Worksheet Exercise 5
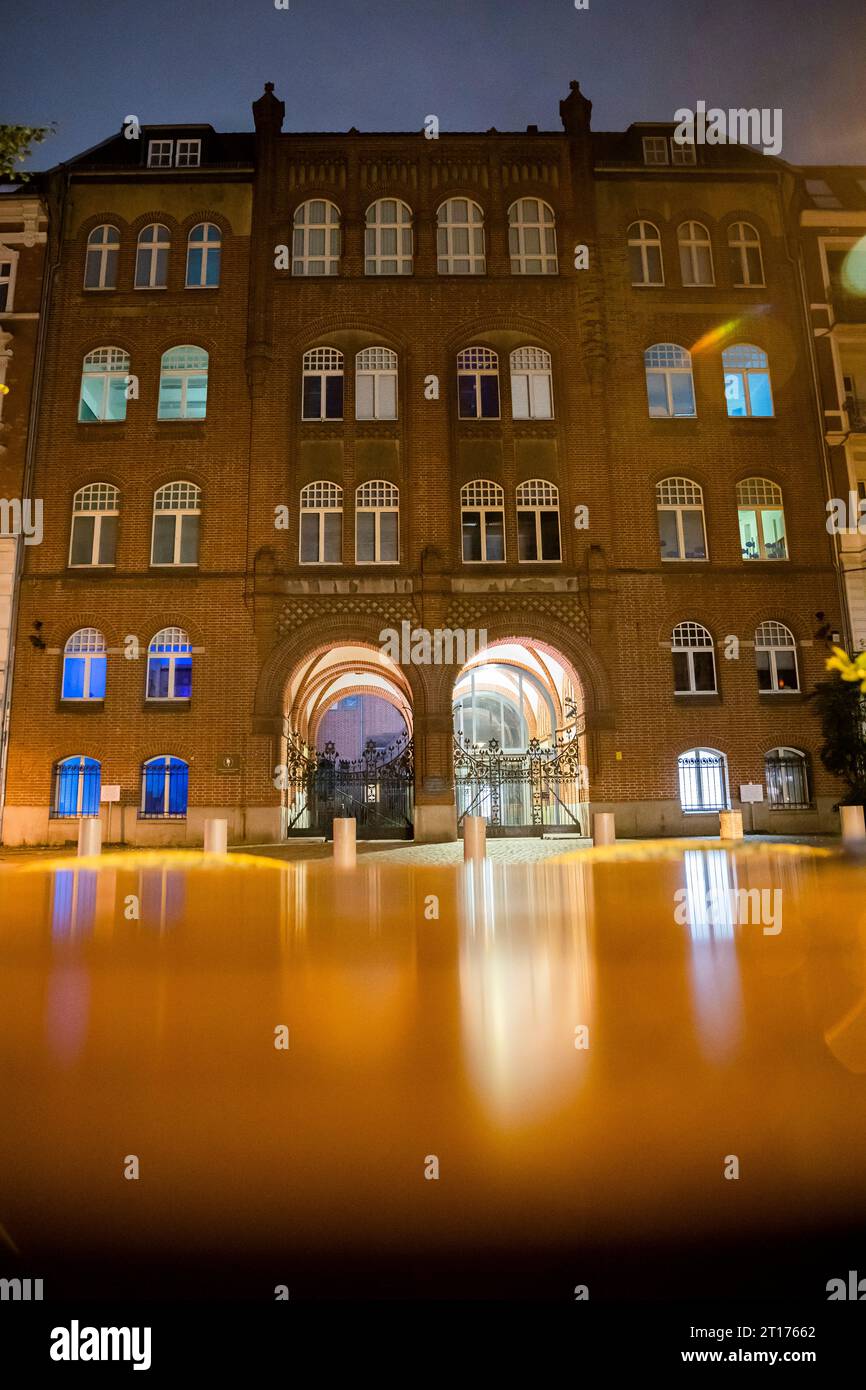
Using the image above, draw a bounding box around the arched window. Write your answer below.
[185,222,221,287]
[723,344,773,417]
[158,346,208,420]
[300,481,342,564]
[628,221,664,286]
[457,346,500,419]
[510,347,553,419]
[78,347,129,423]
[672,622,717,694]
[678,221,714,286]
[644,344,696,417]
[678,748,730,813]
[365,200,413,275]
[70,483,119,567]
[302,347,343,420]
[62,629,107,701]
[146,628,193,701]
[516,480,561,561]
[84,224,119,290]
[141,756,189,818]
[656,478,707,560]
[736,478,787,560]
[134,222,170,289]
[436,198,485,275]
[461,480,505,563]
[508,198,557,274]
[292,200,341,276]
[765,748,810,808]
[151,481,201,566]
[755,621,799,692]
[355,347,398,420]
[53,755,101,819]
[355,480,399,563]
[728,222,764,287]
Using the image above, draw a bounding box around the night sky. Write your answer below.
[3,0,865,168]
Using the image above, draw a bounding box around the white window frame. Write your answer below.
[436,198,486,275]
[644,343,696,418]
[83,225,119,291]
[736,478,787,561]
[302,347,344,420]
[175,139,201,168]
[146,629,192,702]
[728,222,764,287]
[628,221,664,287]
[508,198,558,275]
[678,748,730,813]
[78,347,129,423]
[678,221,714,287]
[765,747,810,808]
[151,481,201,567]
[69,483,119,568]
[140,755,189,818]
[157,346,209,421]
[457,346,500,419]
[671,138,696,166]
[299,481,343,565]
[62,629,107,702]
[642,136,669,166]
[355,479,399,564]
[147,139,174,168]
[461,479,506,564]
[723,344,774,417]
[672,622,717,694]
[509,347,554,419]
[54,756,101,818]
[185,222,221,287]
[135,223,170,289]
[355,347,398,420]
[656,477,708,561]
[0,249,16,312]
[292,200,341,276]
[364,200,413,275]
[755,622,799,693]
[516,479,561,562]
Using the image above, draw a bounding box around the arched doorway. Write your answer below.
[452,640,589,836]
[281,644,415,839]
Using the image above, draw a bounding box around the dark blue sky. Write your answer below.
[4,0,865,167]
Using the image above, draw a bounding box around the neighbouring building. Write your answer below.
[0,184,48,840]
[0,84,851,845]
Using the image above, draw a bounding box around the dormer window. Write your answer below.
[146,138,202,169]
[147,139,174,168]
[175,139,201,168]
[642,136,669,166]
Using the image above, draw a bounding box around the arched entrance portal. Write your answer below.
[453,640,589,836]
[281,644,415,839]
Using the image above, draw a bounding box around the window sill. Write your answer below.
[674,693,721,707]
[758,691,804,703]
[137,816,187,822]
[148,566,200,575]
[58,699,105,713]
[143,699,192,711]
[76,423,127,435]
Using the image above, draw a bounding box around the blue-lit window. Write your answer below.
[62,628,107,700]
[644,343,696,418]
[302,347,343,420]
[723,344,774,417]
[158,346,208,420]
[146,627,192,700]
[78,347,129,423]
[54,755,101,818]
[141,756,188,818]
[186,222,221,287]
[457,346,500,419]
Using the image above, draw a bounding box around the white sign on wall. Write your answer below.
[100,784,121,803]
[739,783,764,804]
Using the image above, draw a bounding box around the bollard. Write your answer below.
[204,818,228,854]
[592,812,616,847]
[333,816,357,868]
[77,817,102,857]
[841,804,866,847]
[719,810,744,840]
[463,815,486,862]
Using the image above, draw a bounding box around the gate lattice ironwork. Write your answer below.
[282,728,414,839]
[454,730,588,837]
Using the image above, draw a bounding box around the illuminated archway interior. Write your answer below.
[453,640,583,750]
[286,644,412,758]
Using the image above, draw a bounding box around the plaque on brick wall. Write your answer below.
[216,754,241,774]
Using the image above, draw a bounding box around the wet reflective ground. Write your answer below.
[2,843,866,1301]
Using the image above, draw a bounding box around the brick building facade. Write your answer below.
[0,83,851,844]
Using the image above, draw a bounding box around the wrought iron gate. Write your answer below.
[282,728,414,839]
[454,733,588,837]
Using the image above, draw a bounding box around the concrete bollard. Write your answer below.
[204,818,228,854]
[463,815,486,862]
[77,818,102,857]
[719,810,744,840]
[333,816,357,868]
[840,804,866,847]
[592,812,616,847]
